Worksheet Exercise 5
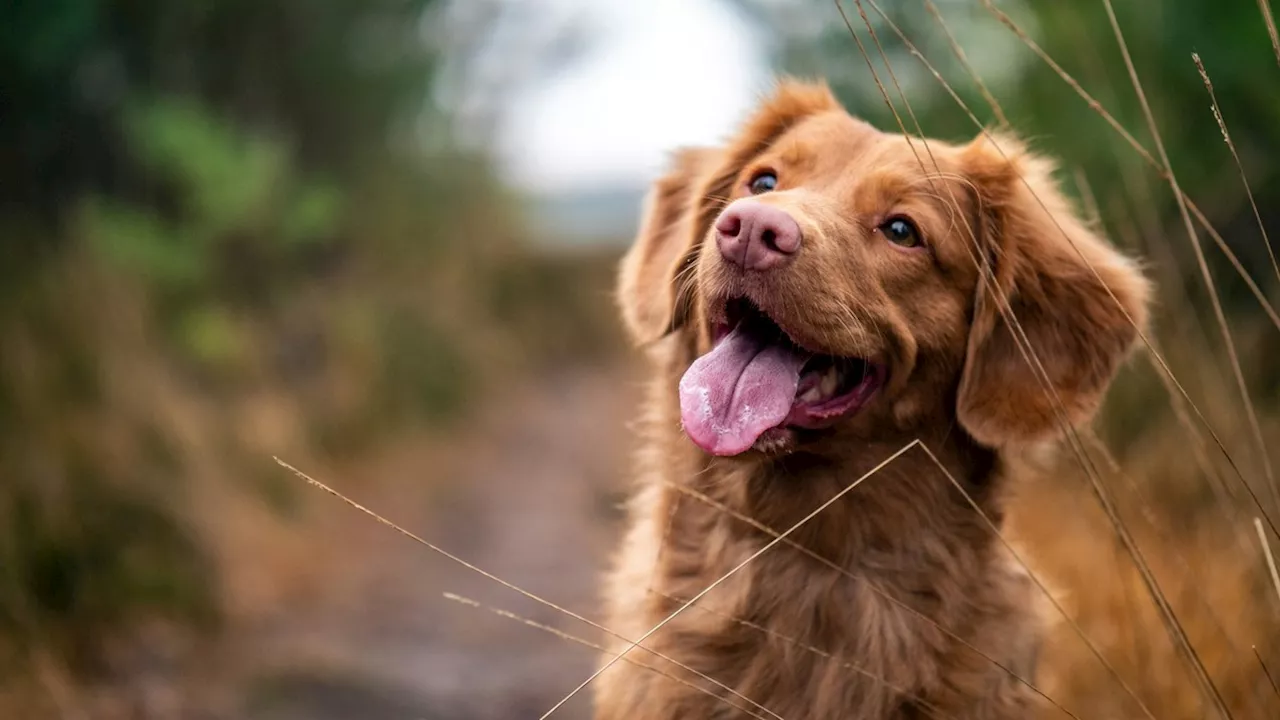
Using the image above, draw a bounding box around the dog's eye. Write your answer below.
[880,217,922,248]
[748,171,777,195]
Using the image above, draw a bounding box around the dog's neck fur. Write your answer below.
[610,337,1038,719]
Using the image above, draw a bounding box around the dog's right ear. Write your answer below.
[617,146,720,345]
[955,133,1151,446]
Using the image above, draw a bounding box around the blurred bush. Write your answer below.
[0,1,626,711]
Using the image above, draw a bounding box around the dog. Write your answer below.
[593,79,1151,719]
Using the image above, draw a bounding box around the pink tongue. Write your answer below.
[678,324,811,456]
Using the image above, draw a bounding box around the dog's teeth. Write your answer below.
[818,367,840,396]
[798,365,843,404]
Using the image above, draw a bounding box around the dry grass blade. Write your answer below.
[1256,646,1280,699]
[538,440,921,719]
[1260,0,1280,68]
[1192,53,1280,290]
[1056,8,1221,374]
[440,593,777,720]
[926,0,1003,126]
[1076,431,1279,720]
[1074,7,1239,715]
[273,458,786,720]
[977,1,1149,158]
[922,0,1007,126]
[1256,518,1280,606]
[1141,346,1256,562]
[832,1,918,161]
[1081,430,1250,645]
[1007,339,1224,720]
[1190,51,1280,518]
[850,1,942,172]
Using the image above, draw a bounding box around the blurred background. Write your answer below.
[2,0,1280,718]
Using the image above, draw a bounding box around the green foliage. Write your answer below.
[79,97,343,369]
[86,98,341,284]
[1,0,441,230]
[0,0,508,696]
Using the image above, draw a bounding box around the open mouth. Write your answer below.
[678,298,886,456]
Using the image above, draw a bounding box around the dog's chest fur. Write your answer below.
[594,368,1046,720]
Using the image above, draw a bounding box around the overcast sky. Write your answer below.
[489,0,770,194]
[461,0,1033,197]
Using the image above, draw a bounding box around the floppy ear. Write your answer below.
[617,78,842,345]
[617,146,721,345]
[956,134,1152,447]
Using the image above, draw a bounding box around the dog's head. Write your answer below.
[618,79,1150,458]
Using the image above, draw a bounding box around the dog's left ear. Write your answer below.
[617,79,842,345]
[617,147,721,345]
[956,133,1152,447]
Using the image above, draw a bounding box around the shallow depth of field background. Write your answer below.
[3,1,1280,718]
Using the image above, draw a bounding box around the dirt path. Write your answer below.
[243,363,639,720]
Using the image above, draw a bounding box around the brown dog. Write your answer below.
[594,79,1151,719]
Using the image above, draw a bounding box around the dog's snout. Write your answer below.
[715,202,801,271]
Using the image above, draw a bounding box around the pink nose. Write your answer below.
[714,201,802,271]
